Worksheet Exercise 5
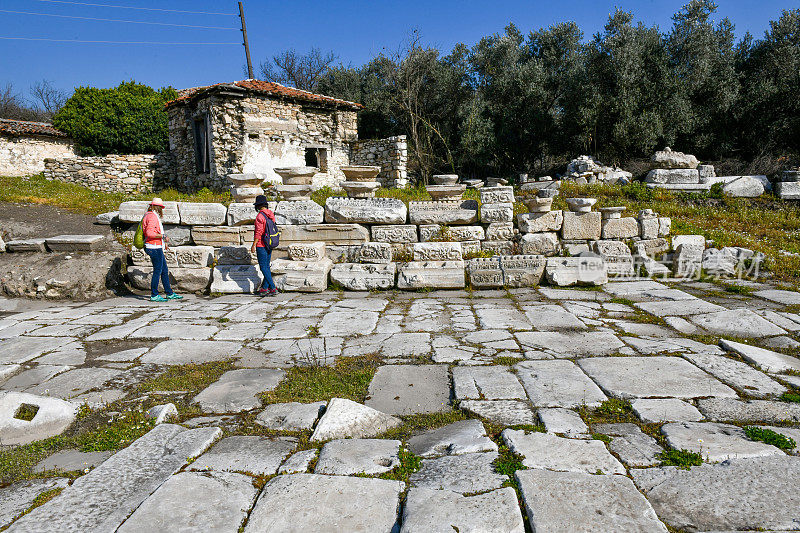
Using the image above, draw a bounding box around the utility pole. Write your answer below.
[239,1,254,79]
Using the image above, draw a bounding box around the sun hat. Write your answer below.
[254,194,269,208]
[150,197,165,207]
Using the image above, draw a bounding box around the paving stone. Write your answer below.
[279,449,318,474]
[0,478,70,528]
[401,487,524,533]
[189,435,295,475]
[245,474,404,533]
[256,401,326,431]
[515,360,608,408]
[515,331,624,358]
[140,340,241,365]
[459,399,537,425]
[632,456,800,532]
[631,398,704,423]
[754,289,800,305]
[689,308,787,338]
[683,352,787,397]
[578,356,737,399]
[318,309,379,336]
[475,306,532,329]
[537,408,588,435]
[193,368,284,413]
[315,438,400,475]
[503,430,625,474]
[310,398,401,442]
[523,304,586,330]
[409,451,504,494]
[662,422,786,461]
[33,449,111,473]
[366,365,450,415]
[1,365,71,392]
[407,419,497,457]
[697,397,800,422]
[27,367,123,399]
[635,298,725,317]
[594,423,663,466]
[128,323,218,340]
[0,364,20,385]
[116,471,257,533]
[0,337,73,365]
[147,403,177,424]
[623,335,722,355]
[34,341,86,365]
[719,338,800,373]
[452,366,525,400]
[516,469,667,533]
[8,424,221,533]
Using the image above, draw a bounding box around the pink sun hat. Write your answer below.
[150,197,165,207]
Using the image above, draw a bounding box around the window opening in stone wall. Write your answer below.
[193,114,211,173]
[305,147,328,171]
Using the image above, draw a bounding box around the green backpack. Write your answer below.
[133,217,145,249]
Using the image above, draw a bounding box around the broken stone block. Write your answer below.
[645,168,700,183]
[279,223,370,246]
[287,241,326,262]
[118,200,180,224]
[661,421,785,462]
[397,261,465,289]
[561,212,602,240]
[723,176,766,197]
[356,242,392,264]
[401,487,524,533]
[193,368,284,413]
[503,430,625,474]
[545,256,608,286]
[520,232,559,255]
[5,239,47,252]
[370,224,418,243]
[407,420,497,457]
[651,147,699,169]
[412,242,463,261]
[702,248,738,276]
[408,200,479,225]
[310,398,401,441]
[593,240,634,277]
[147,403,177,424]
[518,210,563,233]
[210,265,262,293]
[324,197,407,224]
[601,217,639,239]
[256,401,326,431]
[274,258,333,293]
[315,438,400,475]
[673,243,704,278]
[0,391,77,445]
[776,181,800,200]
[410,452,505,494]
[45,235,105,252]
[330,263,396,291]
[189,435,295,476]
[94,211,118,225]
[485,222,514,241]
[274,200,324,225]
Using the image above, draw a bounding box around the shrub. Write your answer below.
[53,81,177,156]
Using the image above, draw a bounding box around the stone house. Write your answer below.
[0,118,76,176]
[164,79,405,191]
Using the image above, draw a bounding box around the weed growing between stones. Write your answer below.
[259,354,382,405]
[744,426,797,450]
[658,449,703,469]
[492,356,525,366]
[380,411,469,442]
[581,399,637,424]
[608,297,636,307]
[722,283,755,295]
[781,391,800,403]
[136,361,235,394]
[379,448,422,482]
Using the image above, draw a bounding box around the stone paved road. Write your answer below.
[1,279,800,531]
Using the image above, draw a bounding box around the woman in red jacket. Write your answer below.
[250,195,277,296]
[142,198,182,302]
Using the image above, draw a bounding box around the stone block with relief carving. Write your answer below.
[216,246,256,265]
[324,197,407,225]
[397,261,466,289]
[480,203,514,223]
[371,225,418,243]
[518,211,563,234]
[357,242,393,264]
[593,241,634,277]
[129,246,212,268]
[279,224,370,247]
[177,202,227,226]
[288,242,327,262]
[481,240,515,256]
[409,201,478,225]
[520,233,560,256]
[226,203,261,226]
[330,263,396,291]
[412,242,463,262]
[274,258,333,293]
[467,255,545,288]
[418,225,484,242]
[118,201,180,224]
[130,247,178,267]
[545,256,608,286]
[480,186,514,205]
[275,200,324,225]
[210,265,263,293]
[486,222,514,241]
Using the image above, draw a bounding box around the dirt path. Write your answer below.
[0,201,114,240]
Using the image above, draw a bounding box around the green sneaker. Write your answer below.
[150,295,168,302]
[166,294,183,300]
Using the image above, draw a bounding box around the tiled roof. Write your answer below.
[164,79,363,110]
[0,118,68,138]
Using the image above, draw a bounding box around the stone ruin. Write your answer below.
[775,169,800,200]
[645,147,770,197]
[64,165,764,294]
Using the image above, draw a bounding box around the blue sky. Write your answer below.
[0,0,791,97]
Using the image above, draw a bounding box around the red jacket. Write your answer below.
[142,211,163,247]
[253,209,276,248]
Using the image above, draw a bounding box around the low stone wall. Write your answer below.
[0,135,76,176]
[350,136,408,188]
[43,153,174,193]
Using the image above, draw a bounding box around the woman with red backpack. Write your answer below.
[250,195,279,296]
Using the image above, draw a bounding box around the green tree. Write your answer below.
[53,81,177,156]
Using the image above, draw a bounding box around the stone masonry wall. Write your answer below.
[350,136,408,188]
[0,134,76,176]
[168,93,358,192]
[43,153,174,193]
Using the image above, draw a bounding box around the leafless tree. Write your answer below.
[29,80,68,118]
[259,47,338,92]
[0,83,42,121]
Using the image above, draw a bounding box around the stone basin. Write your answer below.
[227,173,266,186]
[600,206,626,219]
[230,186,264,203]
[432,174,459,185]
[427,184,465,201]
[277,184,314,201]
[340,181,381,198]
[565,198,597,213]
[340,166,381,182]
[274,167,318,185]
[524,197,554,213]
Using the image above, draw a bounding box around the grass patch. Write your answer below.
[744,426,796,450]
[379,448,422,482]
[493,444,527,478]
[259,354,382,405]
[723,283,755,295]
[136,361,235,394]
[581,399,636,424]
[608,297,636,307]
[381,411,469,442]
[658,449,703,469]
[0,174,232,216]
[781,391,800,403]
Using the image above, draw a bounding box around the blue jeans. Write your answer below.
[144,247,173,297]
[256,246,275,290]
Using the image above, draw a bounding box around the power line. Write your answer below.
[0,36,240,44]
[2,9,238,29]
[31,0,238,16]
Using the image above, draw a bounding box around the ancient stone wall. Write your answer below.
[43,153,174,193]
[0,134,76,176]
[350,136,408,188]
[167,93,358,192]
